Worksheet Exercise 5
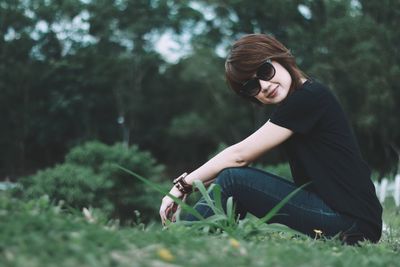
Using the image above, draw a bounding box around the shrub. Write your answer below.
[65,142,164,181]
[21,164,113,213]
[20,141,166,222]
[0,191,129,267]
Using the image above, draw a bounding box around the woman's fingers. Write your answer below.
[160,195,183,226]
[171,205,181,222]
[169,204,177,221]
[160,200,174,225]
[160,208,165,225]
[160,202,169,225]
[165,205,172,220]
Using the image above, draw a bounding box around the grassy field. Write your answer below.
[1,190,399,267]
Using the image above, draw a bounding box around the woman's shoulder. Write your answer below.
[280,79,330,106]
[298,79,331,95]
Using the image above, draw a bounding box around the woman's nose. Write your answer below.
[259,80,273,92]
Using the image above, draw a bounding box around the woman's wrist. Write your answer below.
[172,172,193,195]
[169,185,184,198]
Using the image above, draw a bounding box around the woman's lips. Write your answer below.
[267,85,278,98]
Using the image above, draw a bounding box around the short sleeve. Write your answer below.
[269,86,329,134]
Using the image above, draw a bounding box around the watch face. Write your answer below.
[173,173,187,184]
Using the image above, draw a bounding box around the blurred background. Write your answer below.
[1,0,399,220]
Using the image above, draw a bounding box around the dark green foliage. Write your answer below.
[1,190,400,267]
[66,141,166,221]
[1,0,399,179]
[19,141,166,222]
[0,191,129,267]
[22,163,113,213]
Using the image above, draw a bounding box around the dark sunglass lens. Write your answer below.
[257,62,275,81]
[241,79,260,96]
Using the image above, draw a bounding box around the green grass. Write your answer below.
[118,166,311,239]
[1,186,400,267]
[1,168,399,267]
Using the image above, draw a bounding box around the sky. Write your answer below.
[4,2,314,63]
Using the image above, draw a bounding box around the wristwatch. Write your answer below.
[173,172,193,194]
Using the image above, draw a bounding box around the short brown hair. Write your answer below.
[225,34,308,104]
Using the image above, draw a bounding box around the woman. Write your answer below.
[159,34,382,245]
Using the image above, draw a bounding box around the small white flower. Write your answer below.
[82,207,96,223]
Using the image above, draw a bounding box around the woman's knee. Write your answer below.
[215,167,244,187]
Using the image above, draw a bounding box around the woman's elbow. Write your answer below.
[234,154,249,167]
[226,146,251,167]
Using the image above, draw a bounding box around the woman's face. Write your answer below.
[254,61,292,105]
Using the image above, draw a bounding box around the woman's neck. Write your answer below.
[300,77,308,84]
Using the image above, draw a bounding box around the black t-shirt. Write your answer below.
[269,79,382,241]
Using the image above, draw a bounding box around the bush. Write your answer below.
[0,191,128,267]
[65,142,164,181]
[19,141,167,222]
[22,164,113,213]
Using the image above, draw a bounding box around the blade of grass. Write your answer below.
[260,223,308,238]
[226,196,236,225]
[192,180,223,216]
[212,184,223,212]
[116,165,204,221]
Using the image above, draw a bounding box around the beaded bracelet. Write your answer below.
[173,172,193,194]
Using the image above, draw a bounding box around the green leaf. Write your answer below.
[117,165,204,221]
[212,184,223,212]
[226,196,235,224]
[192,180,223,216]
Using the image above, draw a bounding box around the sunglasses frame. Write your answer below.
[239,59,276,97]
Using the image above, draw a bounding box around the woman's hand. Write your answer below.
[159,186,184,226]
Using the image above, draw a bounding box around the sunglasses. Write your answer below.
[239,59,276,97]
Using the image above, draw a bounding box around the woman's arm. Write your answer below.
[184,120,293,185]
[160,120,293,224]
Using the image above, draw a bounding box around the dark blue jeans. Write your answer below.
[183,167,365,245]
